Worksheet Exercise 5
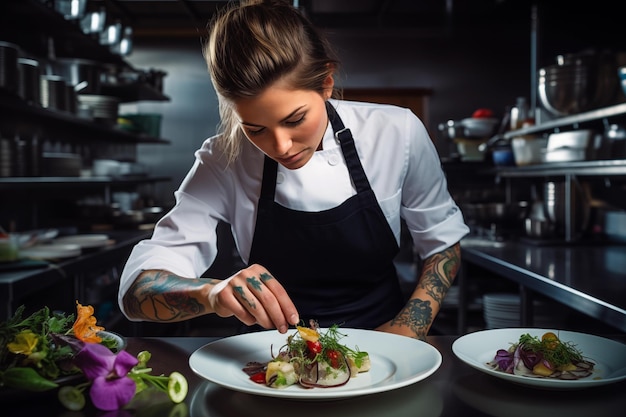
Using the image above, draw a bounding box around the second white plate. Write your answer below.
[189,328,442,399]
[452,328,626,389]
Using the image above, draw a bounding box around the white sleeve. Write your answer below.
[400,113,469,259]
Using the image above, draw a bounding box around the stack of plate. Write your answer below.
[482,293,566,329]
[77,94,119,125]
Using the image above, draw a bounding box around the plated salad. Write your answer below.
[487,331,595,380]
[242,321,370,389]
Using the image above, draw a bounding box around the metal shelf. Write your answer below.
[503,103,626,139]
[0,93,170,144]
[494,160,626,178]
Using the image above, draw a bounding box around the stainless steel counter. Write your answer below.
[4,335,626,417]
[458,238,626,333]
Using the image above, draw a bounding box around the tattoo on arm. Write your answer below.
[417,244,461,305]
[391,299,432,341]
[388,243,462,340]
[123,271,211,322]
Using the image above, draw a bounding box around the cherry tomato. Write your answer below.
[542,332,559,349]
[326,349,341,368]
[306,340,323,354]
[250,371,266,384]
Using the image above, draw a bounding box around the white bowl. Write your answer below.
[511,137,548,166]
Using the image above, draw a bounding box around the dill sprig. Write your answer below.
[517,333,583,367]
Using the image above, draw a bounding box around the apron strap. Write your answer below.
[260,155,278,199]
[260,101,373,198]
[326,101,372,194]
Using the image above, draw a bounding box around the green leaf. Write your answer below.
[1,367,59,392]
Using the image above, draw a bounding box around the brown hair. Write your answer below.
[203,0,340,162]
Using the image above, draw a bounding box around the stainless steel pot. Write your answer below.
[50,58,104,94]
[543,180,590,239]
[17,58,41,105]
[0,41,19,94]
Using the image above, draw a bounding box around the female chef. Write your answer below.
[118,0,469,341]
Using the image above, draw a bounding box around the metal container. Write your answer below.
[538,51,620,116]
[543,180,590,239]
[17,58,41,105]
[51,58,103,94]
[40,75,67,111]
[0,41,19,94]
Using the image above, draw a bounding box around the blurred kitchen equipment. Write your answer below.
[543,180,590,239]
[524,217,552,238]
[17,58,41,105]
[601,123,626,159]
[509,97,529,130]
[491,145,515,166]
[511,136,548,166]
[603,210,626,243]
[118,113,162,137]
[40,75,67,111]
[80,7,106,35]
[64,84,77,114]
[42,152,82,176]
[113,27,134,56]
[454,138,485,161]
[51,58,103,94]
[54,0,87,20]
[77,94,119,125]
[538,50,620,117]
[0,41,19,95]
[100,21,122,47]
[459,117,499,138]
[544,129,594,162]
[92,159,120,176]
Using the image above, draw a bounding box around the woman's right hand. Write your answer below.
[208,264,300,333]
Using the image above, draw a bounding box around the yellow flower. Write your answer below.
[73,301,104,343]
[7,330,39,355]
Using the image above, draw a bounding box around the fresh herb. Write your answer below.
[0,305,76,383]
[517,332,583,367]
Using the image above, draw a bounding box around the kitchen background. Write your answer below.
[1,0,625,337]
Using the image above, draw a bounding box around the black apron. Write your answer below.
[247,101,404,329]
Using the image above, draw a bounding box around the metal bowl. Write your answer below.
[538,53,620,116]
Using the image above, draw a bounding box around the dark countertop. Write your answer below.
[4,334,626,417]
[460,238,626,332]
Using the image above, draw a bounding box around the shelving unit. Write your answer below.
[0,1,173,327]
[503,103,626,139]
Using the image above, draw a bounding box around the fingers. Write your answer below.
[212,265,299,333]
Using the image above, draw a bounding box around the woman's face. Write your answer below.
[233,76,333,170]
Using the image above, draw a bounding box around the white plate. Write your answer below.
[19,243,81,260]
[54,234,109,249]
[452,328,626,389]
[189,328,442,399]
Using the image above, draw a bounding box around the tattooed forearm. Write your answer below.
[390,299,432,340]
[123,270,212,322]
[417,243,461,305]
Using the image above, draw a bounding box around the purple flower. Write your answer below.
[73,343,138,411]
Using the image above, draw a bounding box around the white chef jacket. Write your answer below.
[118,99,469,318]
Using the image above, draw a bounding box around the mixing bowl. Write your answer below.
[538,52,620,116]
